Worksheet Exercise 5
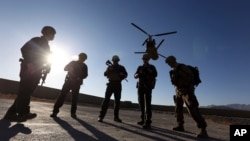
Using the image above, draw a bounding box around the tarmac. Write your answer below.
[0,98,230,141]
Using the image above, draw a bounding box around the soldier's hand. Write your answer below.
[134,73,139,79]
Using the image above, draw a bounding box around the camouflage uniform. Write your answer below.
[171,63,207,129]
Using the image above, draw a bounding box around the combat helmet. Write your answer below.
[41,26,56,35]
[165,55,176,64]
[142,54,150,60]
[79,52,87,60]
[112,55,120,62]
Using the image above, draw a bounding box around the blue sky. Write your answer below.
[0,0,250,106]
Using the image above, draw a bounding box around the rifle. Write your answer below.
[41,65,50,86]
[105,60,113,66]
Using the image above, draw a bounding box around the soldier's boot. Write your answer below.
[114,117,122,122]
[172,125,185,132]
[142,120,151,129]
[98,116,103,122]
[142,123,151,129]
[50,113,57,118]
[137,120,144,125]
[197,128,208,138]
[17,113,37,122]
[71,113,77,119]
[50,112,58,118]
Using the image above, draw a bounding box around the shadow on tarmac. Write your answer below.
[103,121,222,141]
[52,117,118,141]
[0,119,32,140]
[103,121,184,141]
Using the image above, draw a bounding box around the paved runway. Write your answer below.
[0,99,229,141]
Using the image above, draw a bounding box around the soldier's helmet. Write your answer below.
[165,55,176,64]
[79,53,87,60]
[112,55,120,62]
[142,54,150,60]
[41,26,56,35]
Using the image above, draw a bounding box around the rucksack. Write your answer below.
[187,65,201,87]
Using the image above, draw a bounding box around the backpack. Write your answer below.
[187,65,202,87]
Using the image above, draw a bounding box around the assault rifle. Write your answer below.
[41,65,50,86]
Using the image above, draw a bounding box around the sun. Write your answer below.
[47,47,71,73]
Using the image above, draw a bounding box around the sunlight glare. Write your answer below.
[47,46,71,73]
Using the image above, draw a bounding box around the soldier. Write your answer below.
[50,53,88,118]
[134,54,157,129]
[98,55,128,122]
[165,55,208,138]
[4,26,56,122]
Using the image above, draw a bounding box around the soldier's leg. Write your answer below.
[4,82,33,121]
[99,84,113,119]
[113,84,121,119]
[15,73,40,121]
[15,82,31,115]
[4,63,28,120]
[184,93,208,138]
[138,88,145,123]
[141,88,152,128]
[71,84,80,116]
[174,95,185,127]
[16,75,39,115]
[145,88,152,124]
[15,62,31,115]
[52,81,71,114]
[184,94,207,128]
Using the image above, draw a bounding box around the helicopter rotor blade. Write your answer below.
[131,23,151,36]
[158,53,167,59]
[156,39,165,49]
[134,51,147,54]
[142,39,148,46]
[154,31,177,37]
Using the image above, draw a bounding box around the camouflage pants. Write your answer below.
[174,87,207,128]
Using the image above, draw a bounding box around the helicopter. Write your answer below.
[131,22,177,60]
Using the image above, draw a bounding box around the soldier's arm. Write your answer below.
[64,61,74,72]
[82,64,88,79]
[120,66,128,79]
[134,66,141,79]
[153,65,157,77]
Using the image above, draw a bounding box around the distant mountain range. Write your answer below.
[203,104,250,111]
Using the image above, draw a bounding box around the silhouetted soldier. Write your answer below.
[98,55,128,122]
[134,54,157,129]
[4,26,56,122]
[50,53,88,119]
[165,55,208,138]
